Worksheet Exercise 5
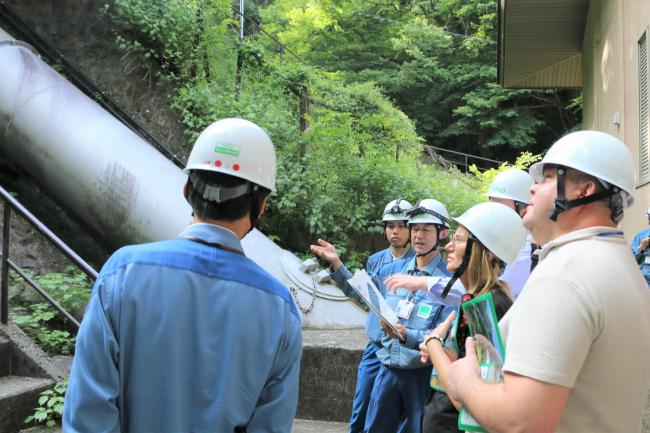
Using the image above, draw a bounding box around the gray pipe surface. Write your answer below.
[0,32,365,328]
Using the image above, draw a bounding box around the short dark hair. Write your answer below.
[186,170,270,222]
[565,168,604,191]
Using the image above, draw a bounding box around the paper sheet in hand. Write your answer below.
[347,269,403,338]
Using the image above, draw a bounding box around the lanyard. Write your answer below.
[396,268,426,324]
[596,231,624,237]
[183,236,244,256]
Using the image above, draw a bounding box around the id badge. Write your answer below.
[395,299,415,320]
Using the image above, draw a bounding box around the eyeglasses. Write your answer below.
[449,233,468,246]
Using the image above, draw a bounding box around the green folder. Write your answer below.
[457,292,505,432]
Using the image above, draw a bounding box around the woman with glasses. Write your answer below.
[385,201,526,433]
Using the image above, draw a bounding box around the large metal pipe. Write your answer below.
[0,30,365,328]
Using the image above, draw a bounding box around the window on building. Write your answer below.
[639,31,650,184]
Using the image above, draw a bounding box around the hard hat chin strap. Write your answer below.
[413,224,442,257]
[441,238,474,299]
[246,187,263,235]
[548,166,616,222]
[513,201,527,216]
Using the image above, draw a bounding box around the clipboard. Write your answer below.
[347,269,405,340]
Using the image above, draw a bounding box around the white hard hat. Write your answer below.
[488,169,534,204]
[184,118,276,191]
[529,130,635,207]
[454,202,526,265]
[382,198,413,222]
[406,199,450,228]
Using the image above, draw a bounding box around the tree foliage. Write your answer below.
[261,0,581,160]
[104,0,568,266]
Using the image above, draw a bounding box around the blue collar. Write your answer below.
[405,252,443,275]
[178,223,243,253]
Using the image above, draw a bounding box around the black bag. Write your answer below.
[422,389,462,433]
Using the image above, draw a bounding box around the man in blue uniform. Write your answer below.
[630,206,650,287]
[310,198,414,433]
[365,198,452,433]
[63,118,302,432]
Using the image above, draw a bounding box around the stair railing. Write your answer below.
[0,184,97,327]
[427,145,504,172]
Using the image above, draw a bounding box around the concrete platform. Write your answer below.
[20,418,349,433]
[292,419,348,432]
[17,328,368,429]
[297,328,366,422]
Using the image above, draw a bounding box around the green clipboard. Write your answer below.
[456,292,505,432]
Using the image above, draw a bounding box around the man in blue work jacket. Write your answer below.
[630,206,650,287]
[365,198,452,433]
[310,198,414,433]
[63,118,302,432]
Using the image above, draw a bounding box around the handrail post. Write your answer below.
[1,202,10,324]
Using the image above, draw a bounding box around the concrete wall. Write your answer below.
[582,0,650,238]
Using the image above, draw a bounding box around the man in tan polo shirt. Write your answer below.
[444,131,650,433]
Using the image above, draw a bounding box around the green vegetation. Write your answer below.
[24,379,68,428]
[261,0,581,159]
[9,267,91,355]
[102,0,575,267]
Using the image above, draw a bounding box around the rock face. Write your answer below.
[1,0,190,156]
[0,0,189,272]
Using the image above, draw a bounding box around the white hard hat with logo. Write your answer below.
[382,198,413,222]
[455,202,525,265]
[184,118,276,191]
[488,169,534,204]
[406,199,450,228]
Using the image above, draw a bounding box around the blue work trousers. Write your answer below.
[364,364,432,433]
[349,341,382,433]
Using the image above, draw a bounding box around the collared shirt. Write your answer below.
[366,247,416,272]
[500,226,650,433]
[63,223,302,433]
[630,227,650,287]
[375,254,452,369]
[330,247,415,342]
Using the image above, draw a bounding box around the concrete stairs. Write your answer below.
[0,325,67,433]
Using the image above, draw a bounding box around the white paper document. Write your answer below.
[347,269,403,338]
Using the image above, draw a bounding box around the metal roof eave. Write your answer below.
[497,0,590,89]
